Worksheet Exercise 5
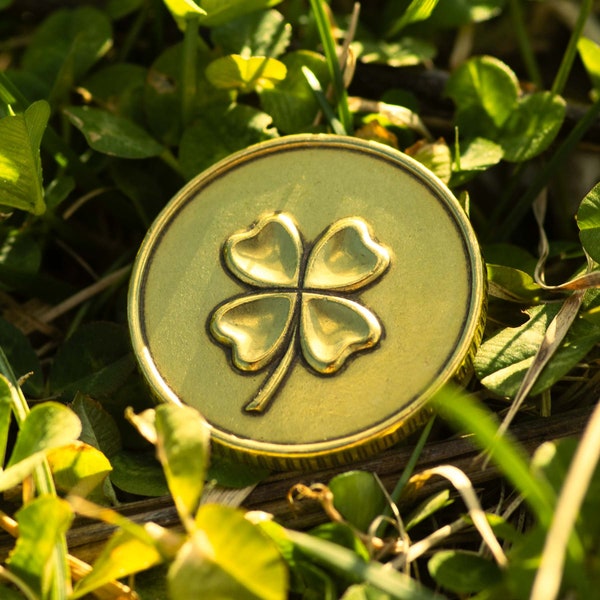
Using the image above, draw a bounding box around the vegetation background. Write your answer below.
[0,0,600,598]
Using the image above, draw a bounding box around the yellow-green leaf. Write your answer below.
[47,441,113,502]
[163,0,207,30]
[577,182,600,263]
[7,496,73,599]
[206,54,287,93]
[579,37,600,95]
[72,529,164,599]
[0,100,49,215]
[0,401,82,492]
[169,504,287,600]
[155,404,210,522]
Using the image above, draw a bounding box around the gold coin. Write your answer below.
[129,135,486,470]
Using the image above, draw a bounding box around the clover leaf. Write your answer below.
[209,212,391,413]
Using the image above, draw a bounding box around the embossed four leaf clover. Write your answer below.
[209,212,391,413]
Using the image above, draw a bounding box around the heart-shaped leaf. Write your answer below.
[206,54,287,94]
[211,292,296,371]
[224,212,302,287]
[301,293,382,374]
[305,217,391,291]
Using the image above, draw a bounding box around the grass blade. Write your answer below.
[429,384,555,527]
[308,0,352,134]
[531,398,600,600]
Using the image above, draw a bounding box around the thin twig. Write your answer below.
[38,265,131,324]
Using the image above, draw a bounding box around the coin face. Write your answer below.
[128,135,485,470]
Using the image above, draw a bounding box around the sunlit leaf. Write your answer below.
[155,404,210,522]
[72,528,164,599]
[206,54,287,93]
[329,471,387,532]
[0,402,81,492]
[64,106,164,159]
[162,0,207,30]
[456,136,504,172]
[486,264,543,302]
[576,182,600,263]
[170,504,287,600]
[47,441,113,502]
[0,100,49,215]
[384,0,440,38]
[9,403,79,462]
[405,138,452,183]
[428,550,502,594]
[499,91,566,162]
[475,300,600,397]
[578,37,600,95]
[446,55,519,129]
[6,496,73,599]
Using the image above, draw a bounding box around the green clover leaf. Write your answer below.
[209,212,391,413]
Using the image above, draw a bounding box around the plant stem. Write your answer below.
[245,328,298,413]
[551,0,594,96]
[181,13,200,127]
[309,0,353,134]
[0,350,70,600]
[496,96,600,240]
[508,0,543,88]
[118,1,149,62]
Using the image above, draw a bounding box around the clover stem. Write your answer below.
[245,327,298,413]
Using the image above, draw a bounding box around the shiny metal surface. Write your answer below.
[128,135,486,470]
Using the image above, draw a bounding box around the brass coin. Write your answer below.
[128,135,485,470]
